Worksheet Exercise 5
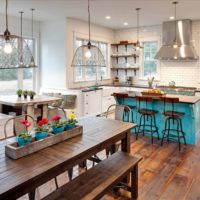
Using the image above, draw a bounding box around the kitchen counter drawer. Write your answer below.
[102,96,116,113]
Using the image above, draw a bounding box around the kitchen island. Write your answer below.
[115,93,200,145]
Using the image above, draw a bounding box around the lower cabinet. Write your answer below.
[83,90,102,116]
[102,96,116,113]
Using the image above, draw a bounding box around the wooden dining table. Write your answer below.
[0,116,135,200]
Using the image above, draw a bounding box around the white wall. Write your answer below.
[40,18,67,89]
[114,21,200,87]
[66,18,114,89]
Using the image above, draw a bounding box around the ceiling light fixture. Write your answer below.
[135,8,143,50]
[0,0,36,69]
[172,1,179,49]
[123,22,128,26]
[105,16,111,19]
[71,0,106,68]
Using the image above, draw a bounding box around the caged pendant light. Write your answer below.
[0,0,36,69]
[135,8,143,50]
[71,0,106,67]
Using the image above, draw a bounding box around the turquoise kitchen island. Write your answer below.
[115,93,200,145]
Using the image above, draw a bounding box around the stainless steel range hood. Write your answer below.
[155,19,199,61]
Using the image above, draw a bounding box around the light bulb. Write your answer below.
[136,46,140,50]
[3,43,13,54]
[84,49,92,59]
[173,44,178,49]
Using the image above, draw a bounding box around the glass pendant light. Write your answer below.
[71,0,106,67]
[135,8,143,50]
[29,8,37,67]
[173,2,179,49]
[0,0,36,69]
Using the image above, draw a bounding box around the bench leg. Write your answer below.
[131,164,138,199]
[28,189,36,200]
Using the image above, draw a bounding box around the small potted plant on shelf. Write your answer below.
[23,90,28,99]
[17,120,32,146]
[16,89,23,98]
[50,115,65,134]
[34,118,49,140]
[28,90,36,100]
[65,112,78,130]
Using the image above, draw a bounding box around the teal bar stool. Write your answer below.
[160,97,186,151]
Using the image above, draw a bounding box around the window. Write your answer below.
[74,38,109,82]
[0,38,36,95]
[143,41,158,78]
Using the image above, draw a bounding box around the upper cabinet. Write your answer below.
[110,42,140,76]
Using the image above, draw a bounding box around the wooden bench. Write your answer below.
[42,151,142,200]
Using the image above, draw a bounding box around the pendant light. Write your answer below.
[135,8,143,50]
[29,8,37,67]
[71,0,106,67]
[0,0,36,69]
[172,2,179,49]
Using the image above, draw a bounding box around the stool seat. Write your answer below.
[163,111,185,118]
[138,109,158,115]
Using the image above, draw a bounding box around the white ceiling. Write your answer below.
[0,0,200,29]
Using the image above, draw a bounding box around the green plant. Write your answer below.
[16,89,23,96]
[35,118,49,132]
[23,90,28,96]
[18,120,32,139]
[18,132,32,139]
[28,90,36,97]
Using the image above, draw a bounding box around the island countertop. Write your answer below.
[125,92,200,104]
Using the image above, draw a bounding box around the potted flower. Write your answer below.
[17,120,32,146]
[51,115,65,134]
[34,118,49,140]
[65,112,78,130]
[28,90,36,100]
[23,90,28,99]
[16,89,23,98]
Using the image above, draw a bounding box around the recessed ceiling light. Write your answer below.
[123,22,128,26]
[169,16,175,20]
[105,16,111,19]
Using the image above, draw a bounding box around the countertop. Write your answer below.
[126,92,200,104]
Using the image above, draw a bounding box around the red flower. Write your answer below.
[42,118,48,124]
[38,120,44,126]
[20,120,32,128]
[51,115,61,121]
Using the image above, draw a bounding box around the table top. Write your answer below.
[0,117,135,200]
[126,92,200,104]
[0,95,62,106]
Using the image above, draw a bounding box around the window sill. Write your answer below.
[74,78,111,83]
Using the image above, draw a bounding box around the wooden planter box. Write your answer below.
[5,125,83,160]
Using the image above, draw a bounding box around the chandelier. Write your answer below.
[71,0,106,67]
[0,0,37,69]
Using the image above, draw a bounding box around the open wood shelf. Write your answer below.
[111,54,139,58]
[111,42,136,46]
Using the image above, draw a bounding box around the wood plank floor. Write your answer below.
[19,134,200,200]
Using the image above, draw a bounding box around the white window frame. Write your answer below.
[73,36,110,83]
[139,37,161,81]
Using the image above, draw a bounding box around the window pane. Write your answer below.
[0,69,18,95]
[23,68,33,90]
[143,41,158,77]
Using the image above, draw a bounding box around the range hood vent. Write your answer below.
[155,19,199,61]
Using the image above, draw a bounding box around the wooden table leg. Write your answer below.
[27,104,34,131]
[42,104,48,118]
[121,130,131,153]
[131,164,138,199]
[28,189,36,200]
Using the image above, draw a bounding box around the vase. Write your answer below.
[17,135,32,147]
[18,94,21,98]
[30,95,34,100]
[65,123,75,130]
[52,126,65,134]
[35,131,48,140]
[24,95,27,99]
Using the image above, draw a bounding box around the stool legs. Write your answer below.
[161,117,186,151]
[137,114,159,144]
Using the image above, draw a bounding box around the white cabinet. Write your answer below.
[83,90,102,116]
[102,96,116,113]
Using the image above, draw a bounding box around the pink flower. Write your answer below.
[51,115,61,121]
[38,120,44,126]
